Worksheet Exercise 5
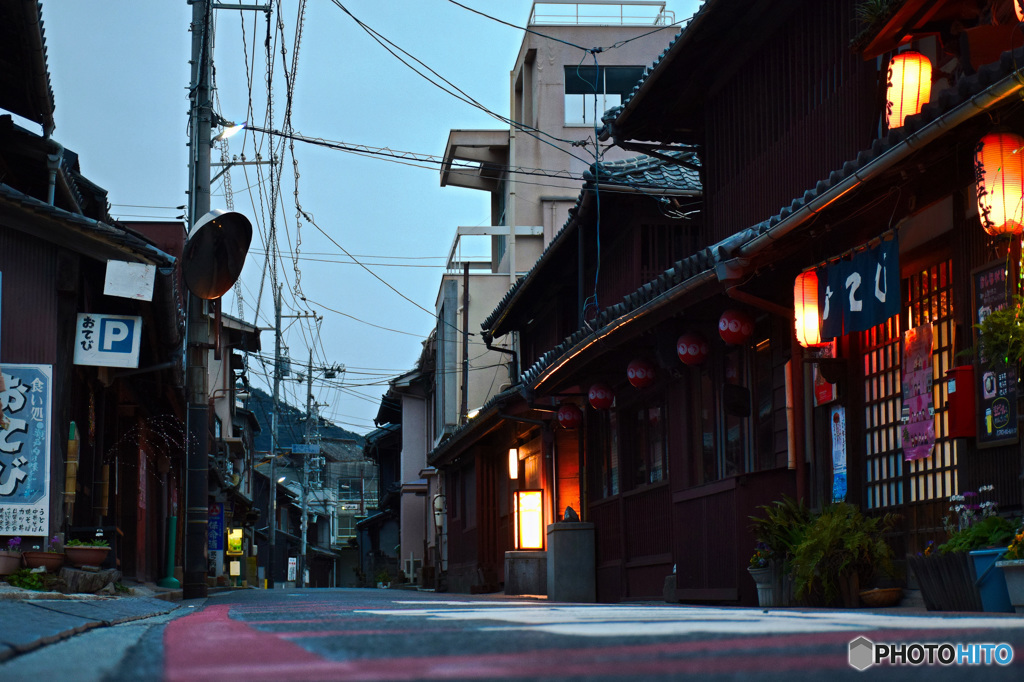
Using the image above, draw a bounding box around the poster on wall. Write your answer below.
[208,502,224,552]
[0,364,53,536]
[901,324,935,461]
[830,405,847,503]
[972,261,1019,447]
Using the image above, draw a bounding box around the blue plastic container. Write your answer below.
[970,548,1013,613]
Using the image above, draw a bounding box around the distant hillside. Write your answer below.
[244,386,365,458]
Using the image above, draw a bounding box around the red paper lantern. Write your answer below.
[794,270,823,348]
[719,309,754,346]
[556,403,583,429]
[975,132,1024,236]
[886,51,931,130]
[626,359,656,388]
[676,332,709,365]
[588,383,614,410]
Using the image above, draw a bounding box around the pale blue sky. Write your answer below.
[39,1,700,434]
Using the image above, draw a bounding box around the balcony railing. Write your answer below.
[529,1,673,26]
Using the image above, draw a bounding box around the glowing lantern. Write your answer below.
[588,383,614,410]
[676,332,709,365]
[975,132,1024,236]
[513,490,544,550]
[886,51,931,130]
[508,448,519,480]
[794,270,824,347]
[719,309,754,346]
[1017,0,1023,22]
[626,359,656,388]
[556,403,583,429]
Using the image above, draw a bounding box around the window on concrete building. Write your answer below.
[564,65,644,126]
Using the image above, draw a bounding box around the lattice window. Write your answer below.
[863,258,957,510]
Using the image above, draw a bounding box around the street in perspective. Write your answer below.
[7,2,1024,682]
[3,587,1024,680]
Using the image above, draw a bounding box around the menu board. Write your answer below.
[972,261,1018,447]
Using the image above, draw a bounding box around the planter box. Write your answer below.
[907,552,982,612]
[64,546,111,568]
[22,551,65,573]
[996,559,1024,614]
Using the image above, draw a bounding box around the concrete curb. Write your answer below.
[0,595,182,662]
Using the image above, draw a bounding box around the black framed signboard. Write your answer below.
[971,261,1018,447]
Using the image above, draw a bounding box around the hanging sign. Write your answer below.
[830,405,847,503]
[0,364,53,536]
[972,261,1019,447]
[73,313,143,368]
[808,341,838,406]
[901,323,935,461]
[819,238,900,339]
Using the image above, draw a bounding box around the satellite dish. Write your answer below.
[182,209,252,299]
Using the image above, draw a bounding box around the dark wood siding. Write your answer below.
[703,0,877,242]
[0,227,58,363]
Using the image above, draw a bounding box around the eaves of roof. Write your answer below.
[520,47,1024,394]
[0,1,55,132]
[0,181,176,265]
[426,386,521,468]
[481,150,702,339]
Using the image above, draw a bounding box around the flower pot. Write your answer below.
[21,551,65,573]
[64,546,110,568]
[748,566,776,607]
[969,548,1013,613]
[0,551,21,576]
[995,560,1024,614]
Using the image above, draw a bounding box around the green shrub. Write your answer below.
[938,515,1015,554]
[791,503,896,605]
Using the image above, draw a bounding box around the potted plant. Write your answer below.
[790,503,896,607]
[0,537,23,576]
[22,535,65,573]
[908,485,1015,612]
[747,542,776,606]
[750,495,812,607]
[64,538,111,568]
[995,520,1024,614]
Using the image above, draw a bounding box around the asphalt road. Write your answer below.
[5,588,1024,681]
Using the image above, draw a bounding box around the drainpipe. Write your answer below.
[44,137,63,206]
[483,333,519,388]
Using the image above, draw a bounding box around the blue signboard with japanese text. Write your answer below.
[208,502,224,551]
[0,364,53,536]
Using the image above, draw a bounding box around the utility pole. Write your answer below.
[268,284,282,588]
[298,351,314,587]
[183,0,213,600]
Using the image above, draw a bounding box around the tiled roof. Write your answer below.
[583,150,700,190]
[481,150,701,337]
[426,385,521,467]
[0,181,175,264]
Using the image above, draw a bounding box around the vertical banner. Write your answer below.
[972,261,1019,447]
[0,364,53,536]
[208,502,224,551]
[830,405,847,503]
[901,324,935,460]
